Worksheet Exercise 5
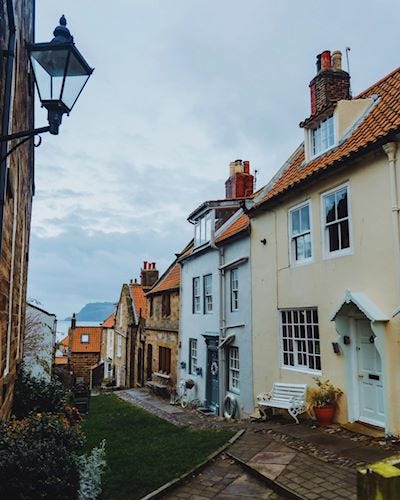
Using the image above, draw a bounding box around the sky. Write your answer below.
[27,0,400,319]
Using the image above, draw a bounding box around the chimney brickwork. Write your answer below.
[308,50,351,118]
[225,159,254,199]
[140,261,159,290]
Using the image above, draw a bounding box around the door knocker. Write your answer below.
[210,361,218,376]
[369,335,375,344]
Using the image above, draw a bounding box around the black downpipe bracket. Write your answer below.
[0,0,17,257]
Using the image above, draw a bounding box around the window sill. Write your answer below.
[281,365,322,376]
[290,258,314,268]
[228,388,240,395]
[323,247,353,260]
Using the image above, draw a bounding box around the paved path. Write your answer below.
[117,389,399,499]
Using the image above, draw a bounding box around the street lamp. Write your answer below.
[1,15,93,145]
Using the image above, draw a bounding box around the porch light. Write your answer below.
[29,15,93,135]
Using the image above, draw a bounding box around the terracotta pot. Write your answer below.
[314,405,335,426]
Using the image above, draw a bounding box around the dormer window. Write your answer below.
[194,213,212,247]
[312,115,334,156]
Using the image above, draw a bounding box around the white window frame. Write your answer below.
[228,346,240,393]
[280,308,321,375]
[230,268,239,311]
[189,339,198,375]
[193,277,201,314]
[289,201,313,266]
[311,114,335,157]
[321,182,352,260]
[194,213,212,247]
[203,274,213,314]
[81,334,89,344]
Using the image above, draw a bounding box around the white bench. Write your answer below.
[257,383,307,424]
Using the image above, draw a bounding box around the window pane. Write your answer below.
[291,210,300,235]
[304,233,312,258]
[329,223,339,251]
[300,206,310,231]
[340,220,350,249]
[337,189,348,219]
[296,236,304,260]
[325,194,336,223]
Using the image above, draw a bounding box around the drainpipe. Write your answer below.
[210,215,225,416]
[218,246,226,417]
[0,0,17,256]
[382,142,400,298]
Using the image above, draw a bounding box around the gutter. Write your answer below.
[0,0,17,256]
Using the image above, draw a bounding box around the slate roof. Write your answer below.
[253,66,400,208]
[70,326,102,353]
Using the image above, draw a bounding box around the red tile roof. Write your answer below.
[70,326,102,353]
[59,336,69,347]
[130,284,147,320]
[102,311,115,328]
[254,67,400,208]
[148,263,180,294]
[215,214,250,244]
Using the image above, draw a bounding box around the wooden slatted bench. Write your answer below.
[146,371,171,398]
[257,383,307,424]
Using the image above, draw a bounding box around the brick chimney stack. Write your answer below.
[225,159,254,199]
[140,261,159,290]
[308,50,351,117]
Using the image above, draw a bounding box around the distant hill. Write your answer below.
[64,302,115,322]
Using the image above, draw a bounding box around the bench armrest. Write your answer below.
[289,396,305,410]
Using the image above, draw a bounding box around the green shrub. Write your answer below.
[0,413,85,499]
[12,366,72,418]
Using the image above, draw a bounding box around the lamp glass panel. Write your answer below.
[60,51,91,110]
[30,49,69,101]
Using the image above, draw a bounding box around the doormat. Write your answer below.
[342,421,385,438]
[197,407,216,416]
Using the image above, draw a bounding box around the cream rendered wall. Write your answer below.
[251,149,400,431]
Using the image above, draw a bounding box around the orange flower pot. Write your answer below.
[314,405,335,426]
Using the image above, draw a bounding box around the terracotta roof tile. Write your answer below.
[130,284,147,319]
[101,311,115,328]
[59,336,69,347]
[70,326,102,353]
[254,67,400,208]
[215,214,250,244]
[149,263,180,294]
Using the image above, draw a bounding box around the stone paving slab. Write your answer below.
[162,454,283,499]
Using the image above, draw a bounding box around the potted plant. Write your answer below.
[307,377,343,426]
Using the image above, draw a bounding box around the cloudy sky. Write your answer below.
[27,0,400,319]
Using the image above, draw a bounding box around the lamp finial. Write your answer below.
[52,15,73,44]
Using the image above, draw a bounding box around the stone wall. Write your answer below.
[71,352,100,385]
[0,0,35,420]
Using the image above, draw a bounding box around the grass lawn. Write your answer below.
[81,394,234,500]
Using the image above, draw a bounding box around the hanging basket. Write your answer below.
[185,379,195,389]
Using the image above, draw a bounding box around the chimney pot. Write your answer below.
[331,50,342,70]
[316,53,322,73]
[152,262,156,269]
[320,50,331,70]
[243,161,250,174]
[134,278,137,283]
[143,261,147,270]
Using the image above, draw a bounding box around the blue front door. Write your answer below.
[206,339,219,412]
